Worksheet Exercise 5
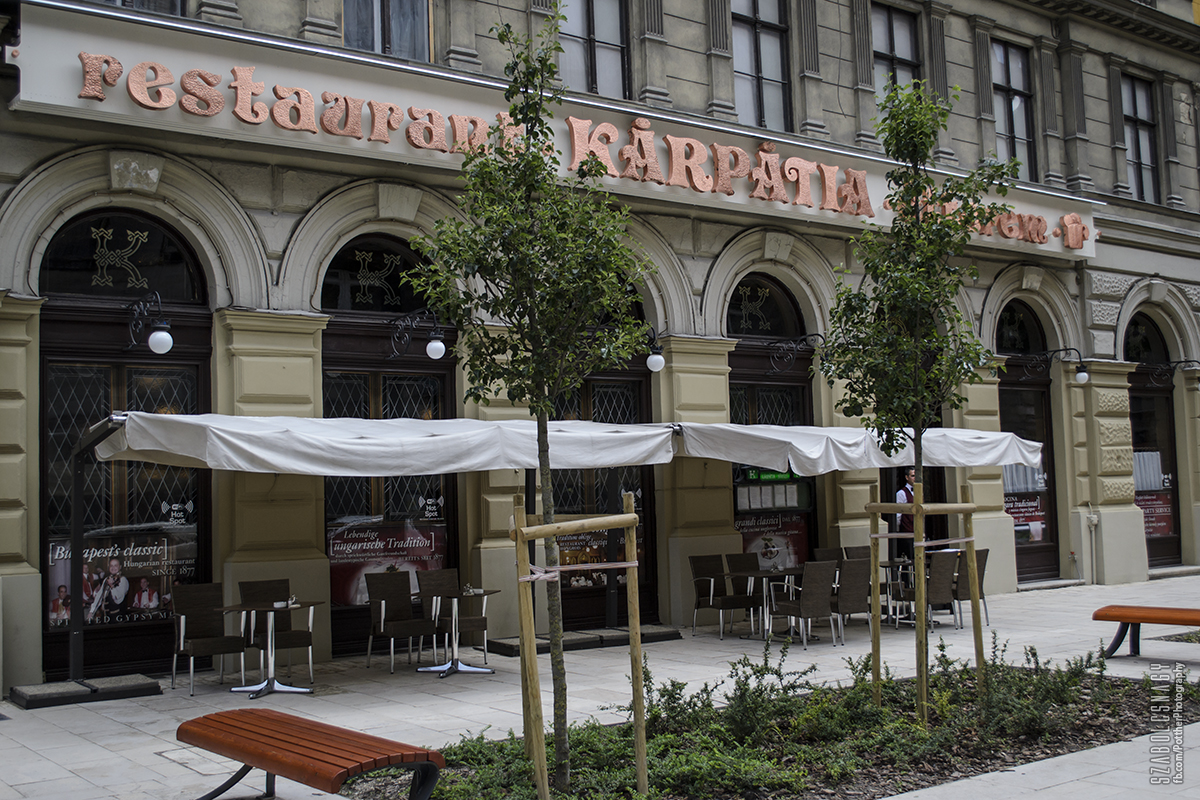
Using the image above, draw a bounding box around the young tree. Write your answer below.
[819,81,1016,720]
[409,4,650,790]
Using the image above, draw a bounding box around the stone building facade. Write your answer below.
[0,0,1198,690]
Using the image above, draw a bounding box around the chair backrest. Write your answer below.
[834,558,871,616]
[843,545,871,560]
[688,555,729,599]
[953,548,989,600]
[416,568,460,618]
[926,550,959,606]
[172,583,226,641]
[239,579,292,634]
[365,571,417,625]
[799,560,838,617]
[813,547,843,563]
[723,553,763,598]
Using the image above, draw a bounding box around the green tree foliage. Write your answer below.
[820,81,1017,724]
[821,81,1016,472]
[408,4,650,791]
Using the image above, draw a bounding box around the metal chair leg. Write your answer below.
[172,653,178,690]
[366,634,374,667]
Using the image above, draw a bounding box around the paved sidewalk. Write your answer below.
[2,574,1199,799]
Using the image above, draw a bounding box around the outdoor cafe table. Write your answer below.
[217,600,322,699]
[417,588,498,679]
[723,566,806,640]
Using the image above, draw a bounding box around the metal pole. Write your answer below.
[67,415,127,682]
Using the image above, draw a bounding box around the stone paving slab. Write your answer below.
[0,574,1198,799]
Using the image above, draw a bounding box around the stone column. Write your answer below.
[632,0,672,107]
[1105,55,1132,199]
[1074,361,1146,585]
[0,293,45,694]
[657,336,737,626]
[951,367,1018,595]
[1058,32,1095,193]
[970,16,997,164]
[850,0,880,148]
[212,310,334,661]
[1036,36,1066,188]
[705,0,738,122]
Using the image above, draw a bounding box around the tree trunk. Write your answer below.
[536,410,570,790]
[912,431,928,725]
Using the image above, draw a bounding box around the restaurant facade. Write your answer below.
[1,0,1199,690]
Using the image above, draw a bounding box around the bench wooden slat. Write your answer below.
[176,708,445,796]
[203,712,397,771]
[178,719,352,792]
[207,708,443,767]
[1092,605,1200,626]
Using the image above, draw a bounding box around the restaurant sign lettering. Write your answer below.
[10,3,1096,257]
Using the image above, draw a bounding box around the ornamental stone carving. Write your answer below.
[1092,388,1130,415]
[1086,272,1135,300]
[1097,418,1131,446]
[1087,300,1120,327]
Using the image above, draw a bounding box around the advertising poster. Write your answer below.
[735,511,808,570]
[1136,491,1175,537]
[1005,492,1047,544]
[45,521,198,627]
[557,526,647,590]
[326,519,447,606]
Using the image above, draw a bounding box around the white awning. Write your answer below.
[94,412,1041,476]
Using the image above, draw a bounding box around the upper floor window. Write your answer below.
[344,0,430,61]
[87,0,183,13]
[560,0,629,100]
[726,274,803,339]
[992,42,1035,183]
[732,0,790,131]
[1122,74,1159,203]
[872,4,919,94]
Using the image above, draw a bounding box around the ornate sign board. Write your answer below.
[9,2,1097,259]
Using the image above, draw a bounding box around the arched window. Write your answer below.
[320,235,426,314]
[39,208,210,679]
[726,273,815,566]
[1125,312,1181,566]
[995,300,1058,581]
[1124,312,1171,364]
[995,299,1046,355]
[726,273,803,340]
[40,210,204,303]
[319,234,458,654]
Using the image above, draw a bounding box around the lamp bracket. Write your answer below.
[767,333,825,375]
[389,309,444,359]
[1019,347,1085,382]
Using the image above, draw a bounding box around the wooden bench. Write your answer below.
[177,708,443,800]
[1092,605,1200,658]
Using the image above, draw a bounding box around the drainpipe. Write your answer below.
[1086,503,1100,584]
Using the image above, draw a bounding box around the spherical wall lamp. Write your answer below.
[425,331,447,360]
[147,322,174,355]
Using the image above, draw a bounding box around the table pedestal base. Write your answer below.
[231,678,312,700]
[417,659,493,679]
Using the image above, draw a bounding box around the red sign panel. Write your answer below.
[326,520,447,606]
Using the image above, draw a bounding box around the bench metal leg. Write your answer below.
[1103,622,1142,658]
[408,762,440,800]
[194,764,253,800]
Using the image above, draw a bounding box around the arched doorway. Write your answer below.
[995,299,1060,581]
[1124,312,1182,566]
[319,234,460,656]
[39,209,212,678]
[726,273,817,566]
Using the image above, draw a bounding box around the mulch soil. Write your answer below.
[343,667,1200,800]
